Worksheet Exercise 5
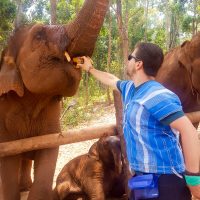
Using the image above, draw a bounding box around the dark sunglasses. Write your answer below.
[128,54,140,61]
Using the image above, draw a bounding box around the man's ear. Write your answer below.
[0,53,24,97]
[136,60,143,70]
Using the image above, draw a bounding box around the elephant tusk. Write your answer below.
[64,51,71,62]
[64,52,84,67]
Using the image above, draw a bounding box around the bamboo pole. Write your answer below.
[0,124,116,157]
[113,90,129,200]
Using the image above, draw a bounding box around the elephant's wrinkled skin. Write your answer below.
[0,0,109,199]
[156,33,200,114]
[53,136,126,200]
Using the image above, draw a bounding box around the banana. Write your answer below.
[64,52,71,62]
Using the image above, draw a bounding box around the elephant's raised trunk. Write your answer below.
[65,0,109,57]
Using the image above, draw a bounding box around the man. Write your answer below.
[76,42,200,199]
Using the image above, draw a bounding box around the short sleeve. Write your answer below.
[142,90,183,122]
[116,80,129,93]
[160,111,185,125]
[116,80,135,103]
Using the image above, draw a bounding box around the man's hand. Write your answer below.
[73,56,120,90]
[75,56,94,72]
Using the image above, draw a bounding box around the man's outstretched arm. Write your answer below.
[76,56,120,91]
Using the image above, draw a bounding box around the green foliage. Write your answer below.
[0,0,16,49]
[93,27,108,70]
[182,15,193,33]
[56,0,70,23]
[61,75,111,129]
[181,0,200,34]
[24,0,49,23]
[57,0,84,24]
[0,0,16,29]
[152,29,166,51]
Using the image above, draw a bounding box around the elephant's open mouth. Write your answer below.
[44,52,78,67]
[39,54,67,67]
[49,56,63,63]
[48,54,66,63]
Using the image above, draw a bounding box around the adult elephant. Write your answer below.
[156,33,200,126]
[0,0,109,200]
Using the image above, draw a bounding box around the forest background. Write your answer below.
[0,0,200,129]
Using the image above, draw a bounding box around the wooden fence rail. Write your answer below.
[0,123,116,157]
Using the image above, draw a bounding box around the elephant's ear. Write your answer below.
[178,40,192,71]
[99,136,122,174]
[0,52,24,97]
[97,136,115,166]
[88,142,99,160]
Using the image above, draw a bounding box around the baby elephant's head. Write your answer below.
[89,135,122,174]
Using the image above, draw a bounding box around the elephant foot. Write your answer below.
[19,179,32,192]
[20,159,33,192]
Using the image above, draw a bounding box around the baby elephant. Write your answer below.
[53,136,125,200]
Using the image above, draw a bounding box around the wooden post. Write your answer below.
[113,90,130,199]
[0,124,116,157]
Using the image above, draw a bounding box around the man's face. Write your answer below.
[126,49,139,79]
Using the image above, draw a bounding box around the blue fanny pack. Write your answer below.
[128,174,160,200]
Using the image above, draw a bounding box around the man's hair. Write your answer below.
[135,42,164,76]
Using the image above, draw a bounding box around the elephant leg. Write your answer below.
[84,180,105,200]
[0,155,21,200]
[19,159,33,192]
[0,175,4,200]
[27,147,59,200]
[54,181,71,200]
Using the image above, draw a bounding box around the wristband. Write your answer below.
[184,175,200,186]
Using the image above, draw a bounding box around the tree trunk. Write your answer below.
[106,6,112,105]
[165,0,171,50]
[192,0,198,36]
[14,0,23,29]
[113,90,130,199]
[144,0,149,42]
[169,14,176,49]
[116,0,129,78]
[50,0,57,25]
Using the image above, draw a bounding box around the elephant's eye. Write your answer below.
[35,30,45,41]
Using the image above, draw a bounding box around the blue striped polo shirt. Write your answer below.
[117,80,185,174]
